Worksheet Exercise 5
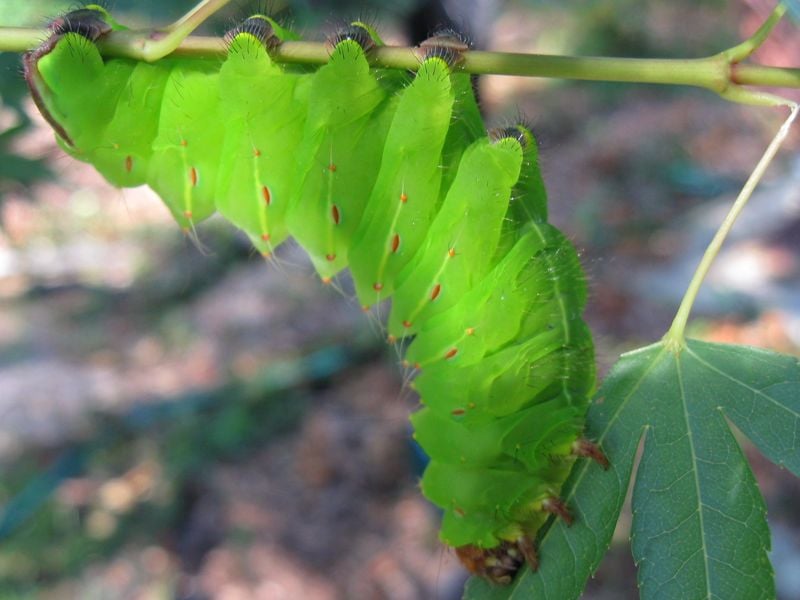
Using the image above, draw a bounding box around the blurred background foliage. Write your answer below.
[0,1,798,598]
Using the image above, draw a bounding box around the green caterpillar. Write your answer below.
[24,6,607,584]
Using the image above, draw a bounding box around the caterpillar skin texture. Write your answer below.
[24,7,601,584]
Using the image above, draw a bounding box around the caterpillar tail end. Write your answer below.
[455,494,577,584]
[455,536,538,585]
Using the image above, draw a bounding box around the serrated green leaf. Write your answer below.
[465,340,800,600]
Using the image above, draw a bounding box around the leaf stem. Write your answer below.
[724,3,786,63]
[105,0,234,61]
[665,4,796,349]
[664,98,798,350]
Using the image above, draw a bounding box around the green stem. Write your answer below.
[461,53,728,89]
[732,63,800,88]
[664,98,798,350]
[2,29,799,92]
[724,4,786,63]
[0,27,35,52]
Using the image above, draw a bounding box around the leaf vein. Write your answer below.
[675,357,713,598]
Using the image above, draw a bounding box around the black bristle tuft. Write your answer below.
[416,28,471,68]
[419,28,472,53]
[224,15,280,49]
[420,45,462,68]
[49,7,111,41]
[489,120,536,149]
[329,23,375,53]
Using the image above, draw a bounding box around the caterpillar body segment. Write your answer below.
[216,25,307,253]
[92,61,171,188]
[387,136,523,337]
[403,230,550,368]
[348,55,457,304]
[149,60,226,226]
[24,8,603,585]
[286,30,396,276]
[492,124,550,262]
[30,32,127,157]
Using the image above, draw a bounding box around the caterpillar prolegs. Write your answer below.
[24,6,608,584]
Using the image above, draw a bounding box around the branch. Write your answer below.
[2,2,799,102]
[2,28,798,94]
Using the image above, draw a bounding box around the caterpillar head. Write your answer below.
[456,537,537,585]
